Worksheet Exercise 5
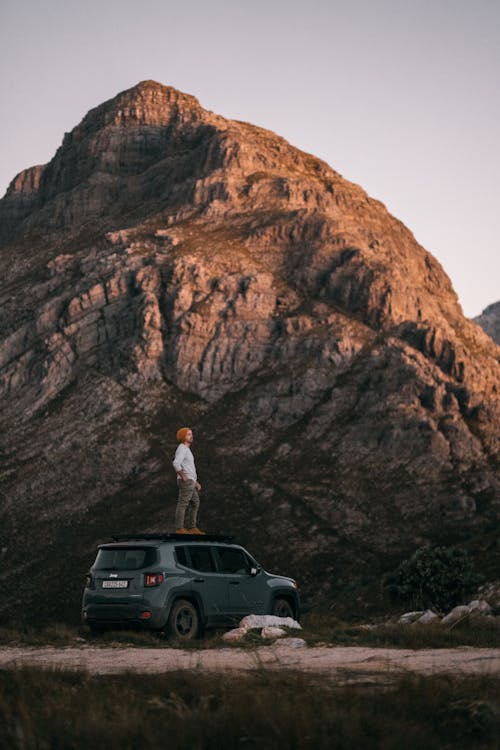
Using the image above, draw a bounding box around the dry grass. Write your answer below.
[1,611,499,650]
[299,612,500,649]
[0,668,499,749]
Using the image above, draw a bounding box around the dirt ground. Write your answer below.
[1,643,499,682]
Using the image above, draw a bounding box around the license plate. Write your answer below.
[102,580,129,589]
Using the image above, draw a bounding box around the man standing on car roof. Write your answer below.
[172,427,204,534]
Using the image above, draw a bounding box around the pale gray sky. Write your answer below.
[1,0,498,316]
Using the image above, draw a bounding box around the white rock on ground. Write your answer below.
[477,582,500,610]
[415,610,441,625]
[399,600,493,628]
[468,599,492,615]
[221,628,248,642]
[261,626,287,639]
[441,605,472,626]
[398,611,424,624]
[221,615,302,642]
[240,615,302,630]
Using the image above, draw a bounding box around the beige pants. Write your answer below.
[175,479,200,529]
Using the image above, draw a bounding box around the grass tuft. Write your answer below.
[0,612,499,649]
[0,668,499,749]
[300,612,500,649]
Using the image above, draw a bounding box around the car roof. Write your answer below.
[99,533,239,550]
[111,533,235,542]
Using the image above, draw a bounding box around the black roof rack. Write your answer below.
[109,533,235,543]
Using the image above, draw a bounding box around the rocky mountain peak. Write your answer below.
[75,79,206,132]
[0,80,220,242]
[0,81,498,624]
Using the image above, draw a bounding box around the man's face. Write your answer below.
[185,429,193,445]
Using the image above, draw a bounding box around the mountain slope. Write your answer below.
[475,301,500,345]
[0,81,498,624]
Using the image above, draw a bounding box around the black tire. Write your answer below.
[272,598,295,619]
[168,599,201,640]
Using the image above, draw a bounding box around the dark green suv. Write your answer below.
[82,534,300,639]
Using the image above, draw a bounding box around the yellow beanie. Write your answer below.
[176,427,190,443]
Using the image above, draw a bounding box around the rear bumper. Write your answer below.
[82,603,166,630]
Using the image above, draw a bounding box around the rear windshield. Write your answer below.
[94,547,158,570]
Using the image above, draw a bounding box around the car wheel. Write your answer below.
[272,598,294,619]
[168,599,201,640]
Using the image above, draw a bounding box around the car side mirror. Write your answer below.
[250,566,261,577]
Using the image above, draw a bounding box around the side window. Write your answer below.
[187,546,216,573]
[175,547,188,566]
[216,547,251,574]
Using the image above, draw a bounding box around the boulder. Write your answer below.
[240,615,302,631]
[441,605,472,626]
[398,611,425,625]
[221,627,249,642]
[467,599,492,615]
[440,599,493,626]
[415,610,441,625]
[477,583,500,613]
[261,626,287,639]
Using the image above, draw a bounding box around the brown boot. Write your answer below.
[188,528,205,535]
[175,528,189,534]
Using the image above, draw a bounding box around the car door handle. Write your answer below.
[229,581,240,585]
[194,578,205,583]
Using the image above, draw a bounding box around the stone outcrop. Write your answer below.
[0,81,499,625]
[222,614,302,642]
[475,301,500,345]
[397,599,494,626]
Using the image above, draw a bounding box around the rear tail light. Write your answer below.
[144,573,164,587]
[85,574,93,589]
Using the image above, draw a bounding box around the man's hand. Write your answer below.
[195,482,201,491]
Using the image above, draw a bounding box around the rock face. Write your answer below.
[0,81,499,625]
[475,301,500,345]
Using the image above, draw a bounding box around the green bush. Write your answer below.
[386,546,481,612]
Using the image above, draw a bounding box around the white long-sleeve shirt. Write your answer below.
[172,444,197,481]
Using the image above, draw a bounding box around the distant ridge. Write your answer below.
[474,301,500,345]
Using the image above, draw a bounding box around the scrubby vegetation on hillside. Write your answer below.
[385,546,482,611]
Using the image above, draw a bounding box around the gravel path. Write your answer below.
[1,644,499,681]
